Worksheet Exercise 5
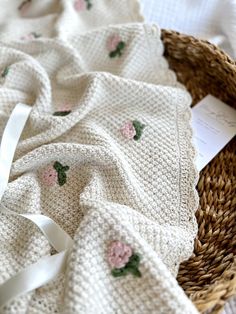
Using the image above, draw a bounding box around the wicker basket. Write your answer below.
[161,30,236,314]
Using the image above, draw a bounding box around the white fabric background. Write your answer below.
[140,0,236,58]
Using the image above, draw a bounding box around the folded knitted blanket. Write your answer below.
[0,1,199,313]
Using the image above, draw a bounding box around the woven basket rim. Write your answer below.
[162,29,236,66]
[161,29,236,314]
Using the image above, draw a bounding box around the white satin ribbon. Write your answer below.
[1,205,73,252]
[0,251,68,307]
[0,103,73,308]
[0,103,31,201]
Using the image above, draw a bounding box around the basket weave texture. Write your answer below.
[161,30,236,314]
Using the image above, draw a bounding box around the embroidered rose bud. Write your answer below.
[107,34,126,58]
[74,0,86,11]
[108,241,133,269]
[121,120,145,141]
[53,104,72,117]
[41,162,70,187]
[108,241,142,278]
[41,165,58,187]
[107,34,121,52]
[120,121,136,140]
[74,0,92,11]
[21,32,41,41]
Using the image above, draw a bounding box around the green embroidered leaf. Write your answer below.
[31,32,41,38]
[127,254,141,267]
[117,41,125,51]
[132,120,145,141]
[57,171,67,186]
[62,165,70,172]
[53,161,63,172]
[127,267,142,278]
[86,1,92,10]
[109,50,117,58]
[111,268,129,277]
[125,254,142,277]
[111,254,142,278]
[1,67,9,78]
[53,110,71,116]
[53,162,69,186]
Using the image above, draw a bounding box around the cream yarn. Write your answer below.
[0,1,199,313]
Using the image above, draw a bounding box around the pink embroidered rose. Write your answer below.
[120,121,136,140]
[21,32,41,41]
[58,104,72,112]
[41,165,58,186]
[21,33,34,41]
[108,241,133,269]
[107,34,122,52]
[74,0,86,11]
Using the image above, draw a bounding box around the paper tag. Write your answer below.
[192,95,236,171]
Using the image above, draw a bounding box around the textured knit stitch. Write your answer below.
[0,1,199,314]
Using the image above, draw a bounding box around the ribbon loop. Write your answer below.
[0,103,31,201]
[0,103,73,308]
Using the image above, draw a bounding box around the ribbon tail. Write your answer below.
[0,103,31,201]
[0,250,69,308]
[1,205,73,252]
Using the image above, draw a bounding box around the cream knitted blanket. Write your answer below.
[0,1,199,313]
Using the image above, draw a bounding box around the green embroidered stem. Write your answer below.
[109,51,117,58]
[31,32,42,38]
[53,110,71,116]
[117,41,125,51]
[53,161,70,186]
[109,41,126,58]
[85,0,92,10]
[111,268,129,277]
[53,161,63,171]
[132,120,145,141]
[53,161,69,172]
[111,254,142,278]
[57,171,67,186]
[1,66,9,78]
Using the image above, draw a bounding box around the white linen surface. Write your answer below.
[140,0,236,58]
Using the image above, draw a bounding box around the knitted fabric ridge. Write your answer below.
[0,1,199,313]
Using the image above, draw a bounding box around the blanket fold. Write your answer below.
[0,1,199,313]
